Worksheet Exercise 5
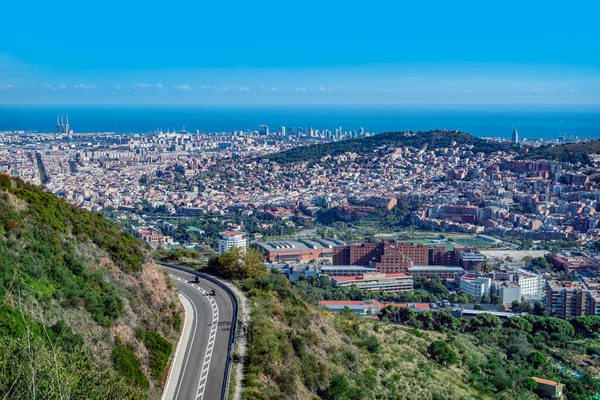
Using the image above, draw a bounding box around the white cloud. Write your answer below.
[294,87,307,92]
[155,82,163,89]
[173,84,192,91]
[134,83,151,89]
[39,82,68,90]
[113,84,122,90]
[74,83,97,90]
[238,86,250,92]
[0,83,13,90]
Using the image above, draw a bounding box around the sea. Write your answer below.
[0,104,599,140]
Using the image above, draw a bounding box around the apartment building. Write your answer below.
[545,280,600,318]
[218,230,247,254]
[517,273,540,296]
[459,274,492,298]
[134,227,173,249]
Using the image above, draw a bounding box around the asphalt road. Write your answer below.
[162,267,234,400]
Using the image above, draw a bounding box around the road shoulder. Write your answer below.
[162,292,194,400]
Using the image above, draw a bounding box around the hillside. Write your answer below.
[242,273,600,400]
[0,175,182,399]
[520,139,600,165]
[263,130,518,164]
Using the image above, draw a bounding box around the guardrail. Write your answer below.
[159,263,239,400]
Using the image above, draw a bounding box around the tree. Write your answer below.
[469,313,502,330]
[511,300,532,313]
[428,340,458,366]
[379,306,414,324]
[431,311,455,332]
[504,316,533,333]
[324,373,350,400]
[570,316,600,338]
[527,351,546,368]
[533,301,546,316]
[207,246,267,279]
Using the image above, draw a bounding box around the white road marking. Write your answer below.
[168,274,219,400]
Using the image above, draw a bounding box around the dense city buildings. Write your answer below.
[1,126,600,320]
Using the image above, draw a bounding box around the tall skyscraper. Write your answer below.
[512,128,519,144]
[258,125,269,135]
[279,126,286,136]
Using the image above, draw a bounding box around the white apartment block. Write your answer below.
[459,274,492,298]
[218,230,247,254]
[517,273,540,296]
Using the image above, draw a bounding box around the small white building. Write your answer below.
[218,230,247,254]
[459,274,492,298]
[517,273,540,296]
[495,281,521,305]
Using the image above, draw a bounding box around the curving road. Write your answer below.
[161,266,235,400]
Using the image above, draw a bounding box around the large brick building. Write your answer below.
[332,240,483,273]
[256,238,344,263]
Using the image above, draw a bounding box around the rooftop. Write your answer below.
[531,377,563,387]
[256,238,344,251]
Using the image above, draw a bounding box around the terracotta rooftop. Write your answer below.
[532,377,563,387]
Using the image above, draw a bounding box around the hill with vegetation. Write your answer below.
[0,175,182,399]
[519,139,600,165]
[263,130,519,164]
[241,272,600,400]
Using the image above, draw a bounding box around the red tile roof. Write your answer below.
[220,230,244,236]
[532,377,563,387]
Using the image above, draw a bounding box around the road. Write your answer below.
[161,267,234,400]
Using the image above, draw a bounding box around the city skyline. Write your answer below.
[1,0,599,104]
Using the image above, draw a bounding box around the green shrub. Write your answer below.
[428,340,458,366]
[137,330,173,381]
[111,342,149,389]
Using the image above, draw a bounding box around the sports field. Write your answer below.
[451,236,495,248]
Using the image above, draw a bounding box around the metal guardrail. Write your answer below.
[160,263,239,400]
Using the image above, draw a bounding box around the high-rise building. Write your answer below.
[218,230,247,254]
[512,128,519,144]
[258,125,269,135]
[545,280,600,318]
[279,126,286,136]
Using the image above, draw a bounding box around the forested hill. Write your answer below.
[519,139,600,165]
[263,130,518,164]
[0,175,182,399]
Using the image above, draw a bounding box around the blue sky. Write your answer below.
[1,0,599,104]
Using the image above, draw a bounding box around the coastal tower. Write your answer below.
[512,128,519,144]
[65,114,70,134]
